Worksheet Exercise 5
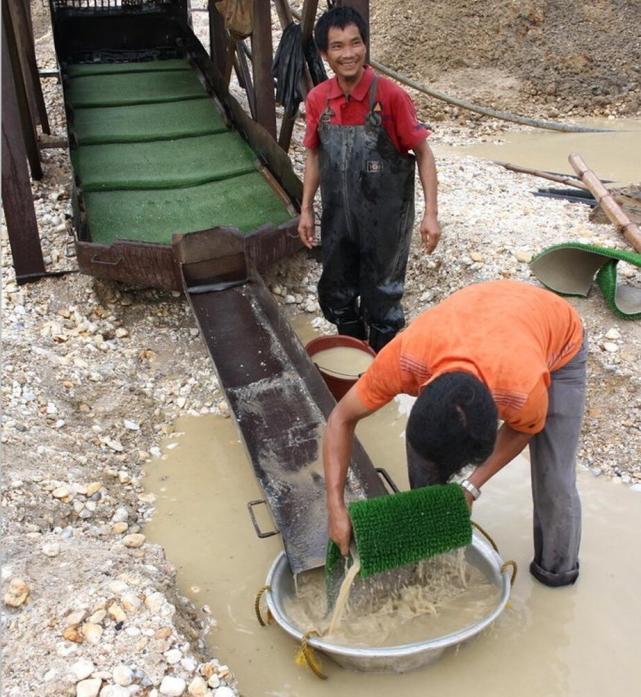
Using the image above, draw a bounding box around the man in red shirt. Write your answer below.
[324,281,588,587]
[298,6,441,352]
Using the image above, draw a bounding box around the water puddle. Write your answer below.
[144,318,641,696]
[433,118,641,185]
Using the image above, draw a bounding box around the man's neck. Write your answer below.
[337,67,366,97]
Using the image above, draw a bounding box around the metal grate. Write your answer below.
[51,0,177,9]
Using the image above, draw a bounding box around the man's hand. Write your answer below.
[328,502,352,556]
[298,207,315,249]
[420,212,441,254]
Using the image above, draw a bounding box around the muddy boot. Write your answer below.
[369,326,397,353]
[337,319,368,341]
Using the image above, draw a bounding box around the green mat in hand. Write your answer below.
[530,242,641,320]
[326,484,472,581]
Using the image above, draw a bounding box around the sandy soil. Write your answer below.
[1,2,640,696]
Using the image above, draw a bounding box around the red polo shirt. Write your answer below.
[303,66,429,153]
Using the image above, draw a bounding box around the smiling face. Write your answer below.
[322,23,367,89]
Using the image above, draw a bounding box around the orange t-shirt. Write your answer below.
[356,280,584,434]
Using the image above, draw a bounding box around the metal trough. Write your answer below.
[263,532,513,673]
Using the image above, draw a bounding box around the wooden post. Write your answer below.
[2,19,46,283]
[569,153,641,253]
[251,0,277,139]
[208,0,229,78]
[236,40,257,118]
[2,0,42,180]
[10,0,50,135]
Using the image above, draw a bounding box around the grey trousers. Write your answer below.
[406,335,588,587]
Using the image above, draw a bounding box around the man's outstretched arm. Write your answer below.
[323,384,377,555]
[414,140,441,254]
[297,148,320,249]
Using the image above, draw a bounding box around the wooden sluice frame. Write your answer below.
[173,228,387,575]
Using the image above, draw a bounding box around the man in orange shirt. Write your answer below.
[324,280,588,587]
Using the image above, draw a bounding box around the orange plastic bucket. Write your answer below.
[305,335,376,401]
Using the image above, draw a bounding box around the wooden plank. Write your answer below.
[1,18,45,282]
[10,0,50,134]
[208,0,228,78]
[251,0,277,139]
[2,0,42,180]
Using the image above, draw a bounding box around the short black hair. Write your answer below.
[314,6,368,53]
[406,372,498,483]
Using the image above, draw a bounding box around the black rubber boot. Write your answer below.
[369,326,397,353]
[337,319,368,341]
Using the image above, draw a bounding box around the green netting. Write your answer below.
[83,171,294,245]
[530,242,641,320]
[326,484,472,579]
[68,70,207,108]
[71,99,227,145]
[72,132,256,191]
[67,59,192,77]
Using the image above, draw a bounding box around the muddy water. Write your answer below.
[144,321,641,695]
[434,118,641,185]
[311,346,374,376]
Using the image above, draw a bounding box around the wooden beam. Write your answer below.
[2,0,42,180]
[10,0,50,134]
[208,0,228,78]
[251,0,277,139]
[2,19,46,283]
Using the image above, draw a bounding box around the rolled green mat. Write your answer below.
[326,484,472,580]
[530,242,641,320]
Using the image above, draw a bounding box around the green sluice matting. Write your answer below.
[68,70,207,108]
[71,98,227,145]
[326,484,472,580]
[72,133,256,191]
[83,171,294,245]
[67,59,191,77]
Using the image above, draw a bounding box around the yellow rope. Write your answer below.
[501,560,518,587]
[294,630,328,680]
[254,585,272,627]
[471,520,499,553]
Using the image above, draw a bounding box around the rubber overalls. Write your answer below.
[317,77,416,352]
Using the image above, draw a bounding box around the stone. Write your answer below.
[159,676,186,696]
[603,342,619,353]
[85,482,103,497]
[121,593,142,613]
[122,534,145,549]
[4,578,30,607]
[42,542,61,557]
[112,665,134,687]
[513,249,532,263]
[52,486,71,499]
[100,687,130,697]
[115,328,129,339]
[63,624,84,643]
[82,623,103,644]
[605,328,621,340]
[164,648,182,665]
[187,677,208,696]
[213,688,235,697]
[109,580,129,594]
[71,659,95,681]
[112,522,129,535]
[76,678,102,697]
[207,675,220,689]
[108,603,127,623]
[469,251,485,262]
[145,593,165,613]
[87,610,106,624]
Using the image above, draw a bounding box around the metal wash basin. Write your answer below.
[263,532,513,673]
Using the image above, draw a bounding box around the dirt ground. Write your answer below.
[1,2,640,696]
[371,0,641,121]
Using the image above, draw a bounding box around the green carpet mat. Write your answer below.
[71,99,227,145]
[530,242,641,320]
[67,59,191,77]
[326,484,472,580]
[72,132,256,191]
[68,70,207,108]
[83,171,294,245]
